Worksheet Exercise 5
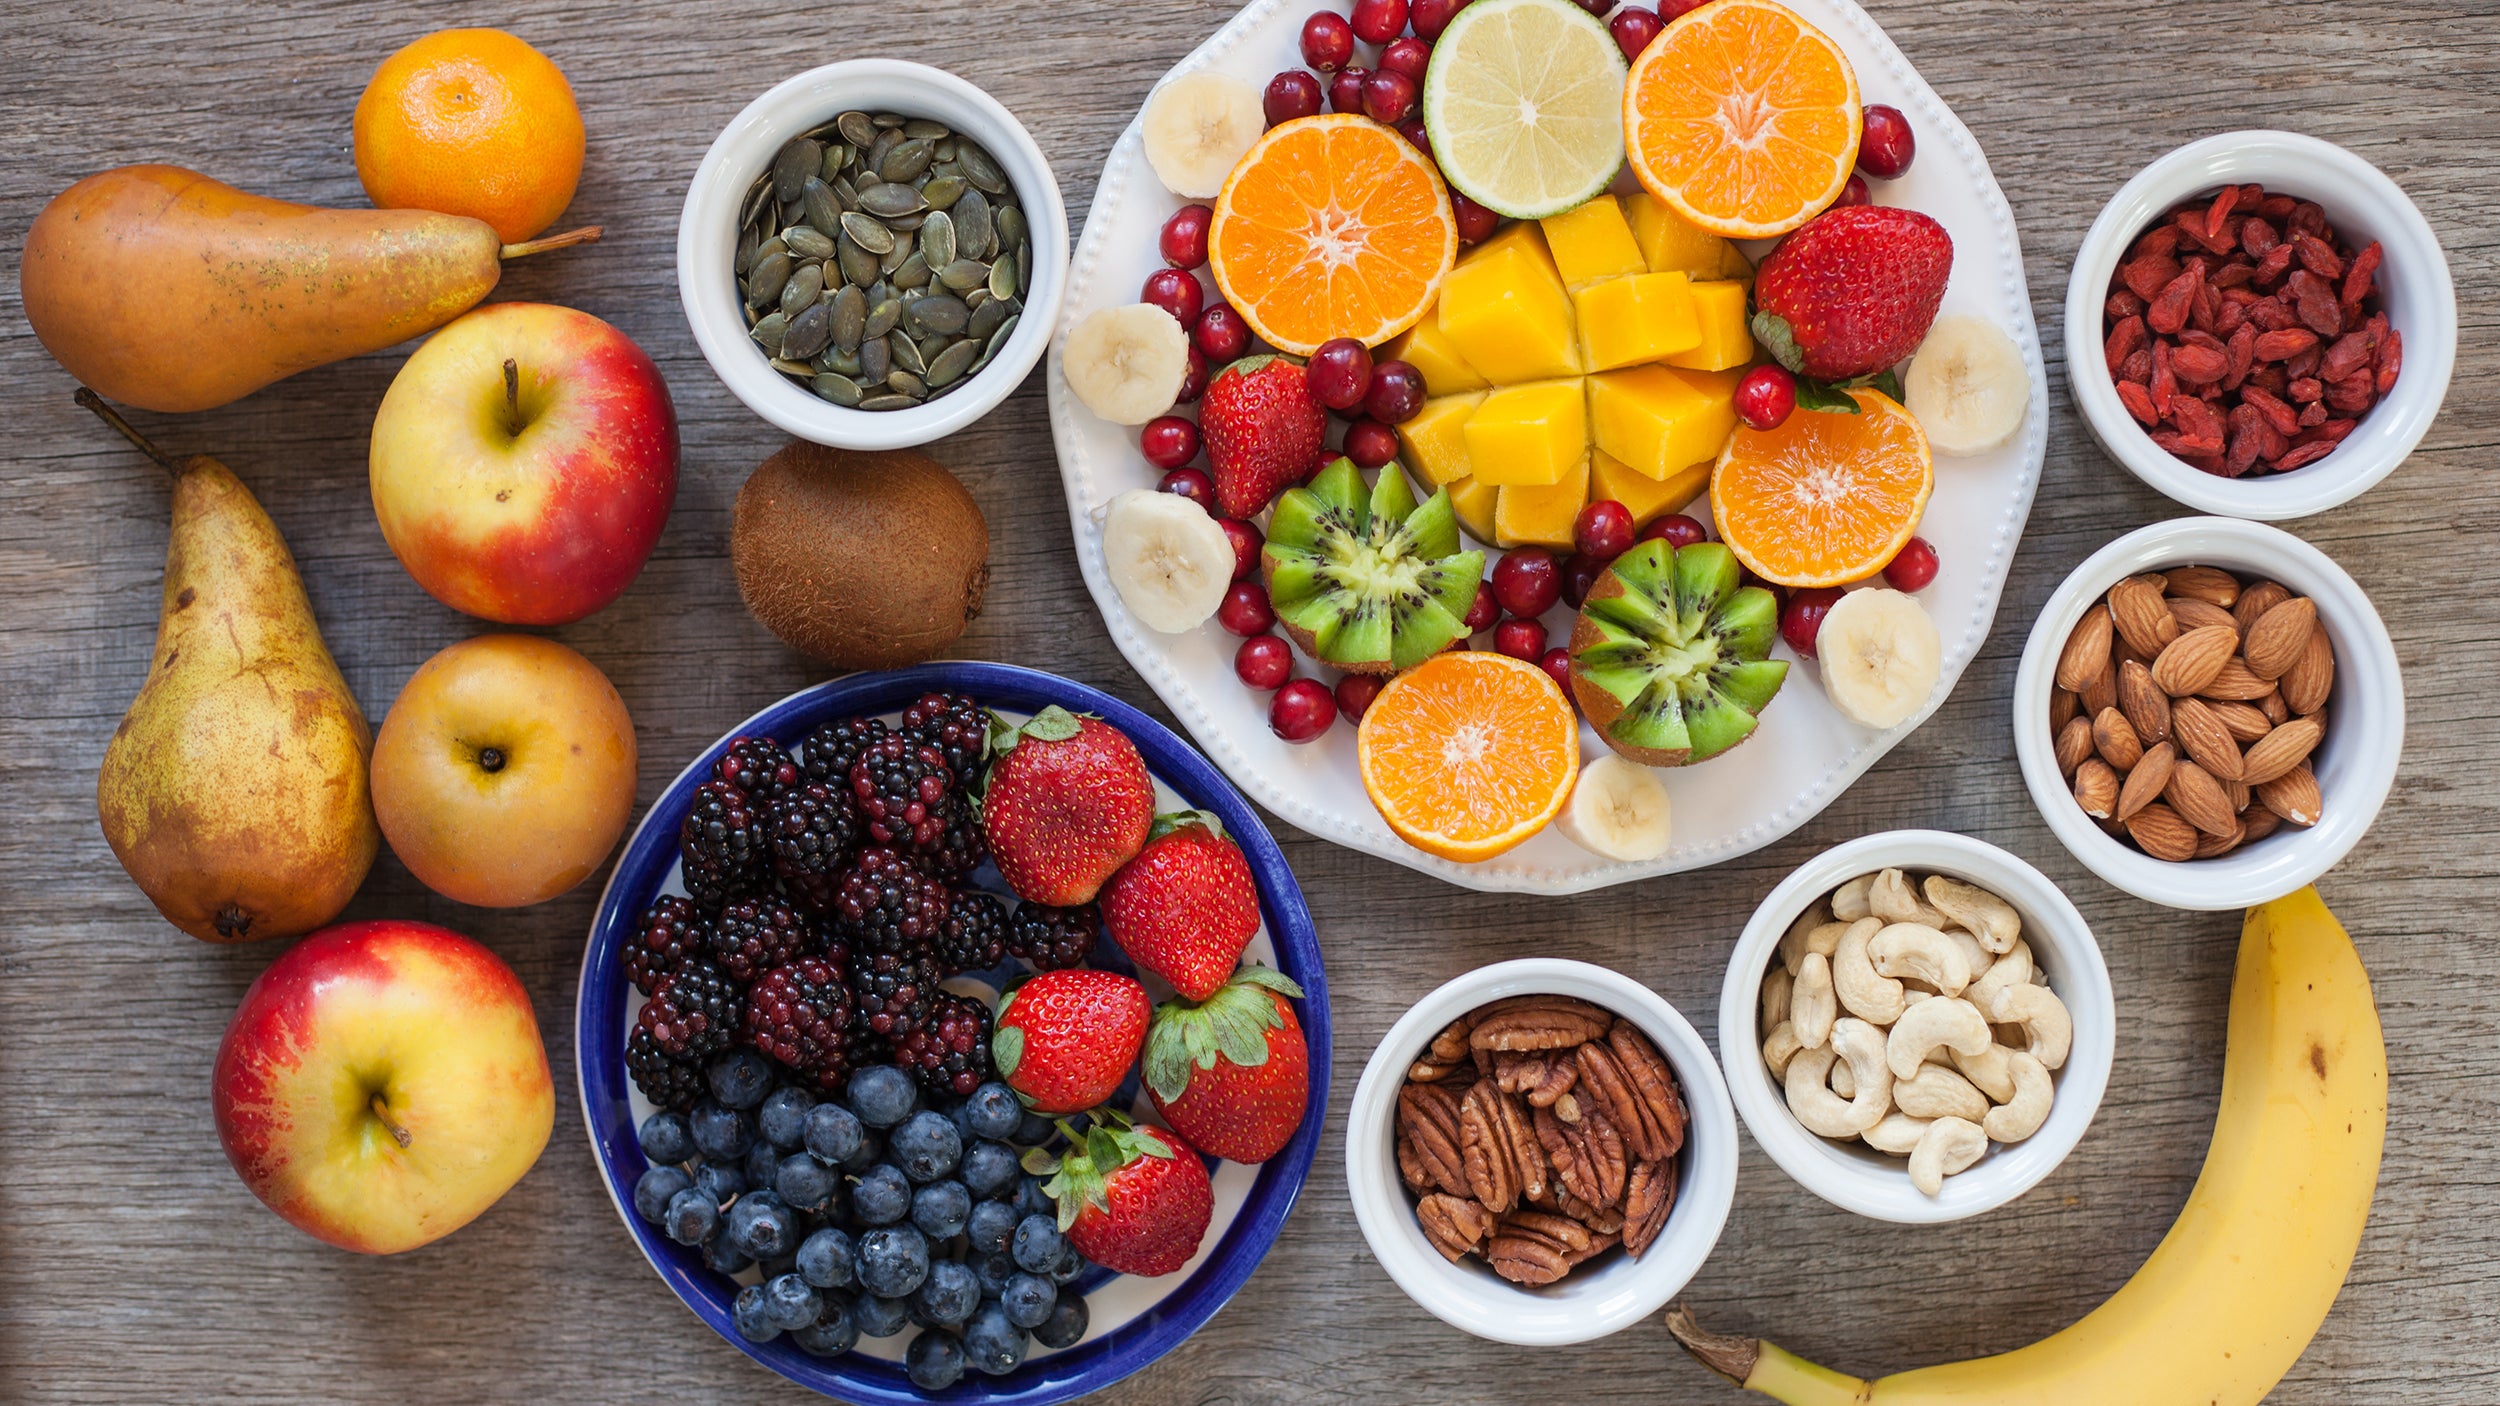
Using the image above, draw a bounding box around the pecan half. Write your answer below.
[1579,1102,1629,1207]
[1429,1015,1475,1064]
[1397,1083,1469,1198]
[1495,1050,1581,1107]
[1575,1041,1661,1162]
[1460,1082,1545,1212]
[1469,996,1613,1051]
[1622,1156,1679,1258]
[1416,1194,1493,1262]
[1607,1021,1688,1160]
[1501,1209,1594,1255]
[1565,1229,1622,1268]
[1556,1189,1625,1236]
[1486,1234,1570,1285]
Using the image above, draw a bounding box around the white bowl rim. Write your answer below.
[1344,958,1738,1345]
[2062,128,2457,520]
[2010,515,2405,910]
[1717,830,2116,1224]
[676,58,1070,450]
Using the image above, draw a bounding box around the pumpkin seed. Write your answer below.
[880,138,936,183]
[820,144,851,182]
[858,393,921,411]
[772,138,822,203]
[919,212,956,274]
[837,110,877,147]
[736,228,761,276]
[953,190,994,261]
[906,294,970,336]
[856,181,927,219]
[839,211,894,256]
[888,330,927,376]
[1018,236,1031,296]
[921,174,966,210]
[742,176,774,230]
[801,177,844,234]
[968,297,1008,342]
[813,373,865,406]
[995,202,1025,251]
[926,337,979,388]
[989,253,1016,301]
[891,252,932,292]
[959,141,1008,194]
[878,239,911,276]
[786,225,837,261]
[770,357,814,379]
[749,311,789,356]
[988,313,1021,356]
[837,234,880,289]
[781,302,835,360]
[864,296,903,341]
[903,117,950,141]
[887,369,928,398]
[873,111,906,129]
[778,261,825,316]
[860,335,892,384]
[746,250,793,308]
[828,284,868,352]
[868,128,905,172]
[818,343,863,375]
[938,259,990,293]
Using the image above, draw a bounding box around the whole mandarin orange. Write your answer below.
[354,28,584,244]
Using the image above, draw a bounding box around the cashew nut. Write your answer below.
[1870,923,1973,997]
[1791,952,1837,1050]
[1985,983,2073,1071]
[1885,996,1993,1079]
[1951,1041,2017,1103]
[1762,1021,1804,1079]
[1783,1047,1874,1137]
[1760,965,1793,1037]
[1893,1063,1989,1121]
[2031,963,2051,986]
[1965,939,2033,1015]
[1829,1057,1854,1098]
[1861,1112,1932,1155]
[1983,1051,2055,1143]
[1779,900,1833,974]
[1925,874,2022,954]
[1870,868,1950,927]
[1830,917,1904,1024]
[1944,926,1993,984]
[1807,921,1850,958]
[1830,874,1874,922]
[1826,1017,1895,1131]
[1908,1116,1988,1195]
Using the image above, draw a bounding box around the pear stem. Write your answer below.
[370,1095,412,1150]
[74,388,178,474]
[499,224,603,261]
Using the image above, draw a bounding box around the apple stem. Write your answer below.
[499,225,603,261]
[74,388,179,474]
[370,1095,412,1150]
[503,358,521,428]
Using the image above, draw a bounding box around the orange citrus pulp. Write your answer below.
[1622,0,1861,240]
[1709,388,1933,588]
[1357,651,1580,863]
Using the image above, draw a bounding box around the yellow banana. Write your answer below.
[1669,886,2386,1406]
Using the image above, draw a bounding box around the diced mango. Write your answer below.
[1572,271,1701,372]
[1661,280,1755,372]
[1383,307,1490,397]
[1539,197,1647,286]
[1396,392,1485,489]
[1590,449,1711,528]
[1462,379,1587,487]
[1626,193,1745,279]
[1586,366,1743,481]
[1436,229,1583,383]
[1496,455,1591,549]
[1446,475,1501,543]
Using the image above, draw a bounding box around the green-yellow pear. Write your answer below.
[85,391,379,942]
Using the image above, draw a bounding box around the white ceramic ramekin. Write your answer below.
[1718,830,2114,1224]
[2012,516,2403,910]
[2063,130,2455,520]
[1345,959,1736,1345]
[678,60,1069,449]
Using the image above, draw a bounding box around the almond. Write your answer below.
[2081,657,2119,717]
[2092,707,2144,771]
[2150,625,2237,697]
[2168,596,2240,635]
[2242,597,2317,680]
[2241,715,2323,785]
[2232,580,2292,635]
[2239,805,2283,845]
[2168,697,2246,780]
[2108,576,2181,658]
[2222,776,2251,812]
[2050,687,2080,732]
[2074,757,2118,819]
[2165,759,2239,836]
[2125,802,2201,861]
[2165,565,2242,608]
[2116,741,2176,821]
[2193,824,2245,859]
[2280,626,2334,715]
[2055,606,2115,693]
[2199,657,2276,702]
[2054,714,2095,777]
[2256,761,2322,827]
[2206,699,2274,742]
[2117,660,2171,745]
[2259,687,2290,726]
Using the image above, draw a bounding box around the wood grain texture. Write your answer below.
[1,0,2492,1400]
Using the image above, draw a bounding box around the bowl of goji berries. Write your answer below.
[2065,130,2454,521]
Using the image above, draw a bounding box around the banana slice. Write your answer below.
[1552,755,1673,862]
[1903,315,2029,457]
[1061,304,1190,425]
[1101,489,1235,633]
[1140,71,1266,199]
[1816,588,1942,730]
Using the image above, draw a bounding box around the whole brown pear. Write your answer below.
[85,392,379,941]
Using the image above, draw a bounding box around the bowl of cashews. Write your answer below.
[1716,830,2115,1223]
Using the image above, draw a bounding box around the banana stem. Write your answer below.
[74,387,178,473]
[1665,1304,1875,1406]
[499,224,603,260]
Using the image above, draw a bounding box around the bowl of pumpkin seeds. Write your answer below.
[680,60,1068,449]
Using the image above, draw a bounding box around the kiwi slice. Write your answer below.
[1568,540,1789,766]
[1261,456,1485,675]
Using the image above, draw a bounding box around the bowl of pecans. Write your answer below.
[1343,959,1736,1346]
[2014,516,2404,910]
[2064,130,2455,520]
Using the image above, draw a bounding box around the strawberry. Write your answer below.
[1040,1112,1215,1277]
[1099,811,1260,1001]
[1200,354,1327,519]
[1143,965,1309,1164]
[980,706,1152,905]
[1749,205,1954,382]
[993,968,1150,1114]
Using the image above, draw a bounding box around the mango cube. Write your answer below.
[1572,271,1701,372]
[1540,198,1648,286]
[1586,366,1743,481]
[1445,476,1501,544]
[1662,280,1756,372]
[1591,449,1711,528]
[1384,308,1490,397]
[1435,227,1583,383]
[1462,379,1587,487]
[1495,455,1591,549]
[1395,392,1485,489]
[1626,193,1750,279]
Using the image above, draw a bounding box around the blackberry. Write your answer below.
[849,734,953,850]
[895,992,992,1098]
[626,1033,707,1111]
[680,779,770,907]
[710,895,819,983]
[801,716,890,788]
[625,894,710,995]
[935,892,1010,976]
[900,692,990,786]
[714,734,803,801]
[745,957,856,1090]
[911,794,988,883]
[637,958,742,1058]
[835,848,952,951]
[768,782,860,911]
[1008,902,1101,971]
[849,941,946,1042]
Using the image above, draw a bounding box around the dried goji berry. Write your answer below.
[2240,217,2279,258]
[2150,340,2177,416]
[2319,331,2373,383]
[2224,405,2265,477]
[2116,379,2159,426]
[2296,396,2328,425]
[2106,289,2146,320]
[2254,244,2296,286]
[2118,348,2154,383]
[2104,314,2148,372]
[2120,254,2180,303]
[2147,270,2198,335]
[2252,327,2317,362]
[2272,442,2336,471]
[2325,374,2375,414]
[2211,262,2255,291]
[2241,384,2302,437]
[2256,193,2299,221]
[2375,328,2402,396]
[2205,186,2241,243]
[2170,344,2231,384]
[2291,232,2344,281]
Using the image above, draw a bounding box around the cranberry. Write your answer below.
[1538,646,1574,694]
[1779,586,1844,658]
[1194,302,1251,362]
[1608,7,1663,61]
[1329,66,1371,114]
[1858,104,1915,179]
[1463,582,1500,633]
[1408,0,1461,39]
[1175,345,1208,403]
[1222,516,1265,580]
[1351,0,1409,44]
[1449,192,1499,245]
[1639,513,1709,549]
[1301,11,1355,71]
[1572,0,1615,16]
[1493,616,1547,661]
[1270,677,1338,741]
[1361,70,1419,125]
[1492,549,1561,617]
[1883,536,1939,592]
[1395,117,1433,155]
[1264,70,1325,127]
[1235,634,1294,690]
[1444,636,1472,652]
[1380,37,1433,81]
[1305,338,1374,410]
[1832,172,1871,208]
[1333,672,1383,722]
[1159,205,1213,269]
[1140,415,1201,469]
[1365,360,1427,423]
[1141,268,1203,327]
[1158,467,1215,511]
[1342,418,1400,468]
[1734,364,1797,431]
[1560,552,1606,609]
[1218,580,1277,636]
[1574,500,1635,562]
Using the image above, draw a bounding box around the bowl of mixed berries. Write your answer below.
[580,661,1327,1401]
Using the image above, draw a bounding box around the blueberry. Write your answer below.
[848,1065,921,1128]
[1001,1272,1056,1329]
[842,1127,885,1174]
[791,1294,859,1357]
[911,1180,973,1240]
[638,1110,695,1165]
[1049,1243,1090,1286]
[890,1111,962,1183]
[960,1139,1022,1200]
[1012,1214,1063,1274]
[758,1086,816,1148]
[758,1253,798,1282]
[709,1050,775,1109]
[905,1328,967,1390]
[1015,1109,1055,1145]
[969,1249,1018,1299]
[763,1272,824,1331]
[962,1082,1024,1141]
[856,1225,931,1298]
[693,1159,747,1203]
[852,1293,913,1339]
[689,1101,754,1161]
[776,1151,839,1212]
[966,1199,1020,1256]
[731,1282,780,1342]
[797,1227,856,1289]
[802,1103,865,1165]
[911,1259,982,1327]
[743,1137,782,1190]
[663,1188,719,1246]
[962,1300,1029,1376]
[1032,1291,1089,1350]
[632,1164,692,1223]
[724,1195,798,1260]
[1015,1174,1056,1221]
[851,1163,912,1225]
[704,1235,754,1276]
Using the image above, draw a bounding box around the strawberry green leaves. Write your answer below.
[1141,965,1305,1104]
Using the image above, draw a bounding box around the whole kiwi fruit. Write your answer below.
[731,442,989,668]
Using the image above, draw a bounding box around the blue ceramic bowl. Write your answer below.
[578,663,1329,1404]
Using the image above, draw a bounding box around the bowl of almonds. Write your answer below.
[1344,959,1736,1345]
[2015,516,2404,910]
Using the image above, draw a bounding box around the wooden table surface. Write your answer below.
[4,0,2492,1400]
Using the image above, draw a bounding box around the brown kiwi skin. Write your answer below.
[731,442,990,668]
[1565,570,1758,769]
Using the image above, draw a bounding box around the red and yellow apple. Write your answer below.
[212,920,554,1254]
[371,301,678,625]
[371,633,638,908]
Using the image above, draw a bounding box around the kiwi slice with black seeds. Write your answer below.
[1261,457,1484,675]
[1568,539,1788,766]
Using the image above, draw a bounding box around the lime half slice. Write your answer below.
[1420,0,1630,220]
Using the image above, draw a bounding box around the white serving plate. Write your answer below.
[1046,0,2048,893]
